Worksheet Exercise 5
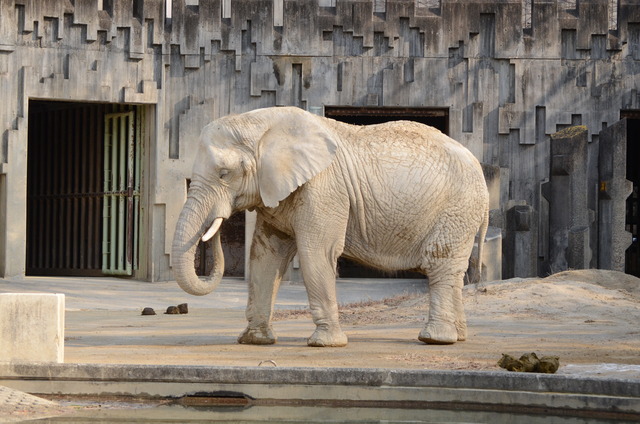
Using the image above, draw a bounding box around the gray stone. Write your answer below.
[165,306,180,315]
[0,294,64,363]
[141,307,156,316]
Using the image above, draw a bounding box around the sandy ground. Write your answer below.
[1,270,639,424]
[61,270,640,376]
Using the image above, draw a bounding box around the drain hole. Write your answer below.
[177,391,254,407]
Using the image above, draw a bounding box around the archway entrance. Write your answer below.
[324,106,449,278]
[623,114,640,277]
[26,101,146,277]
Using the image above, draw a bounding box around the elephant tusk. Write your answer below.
[202,217,223,242]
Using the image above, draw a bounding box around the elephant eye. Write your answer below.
[219,169,230,179]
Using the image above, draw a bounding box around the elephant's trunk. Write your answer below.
[172,198,225,296]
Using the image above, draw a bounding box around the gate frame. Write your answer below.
[22,100,152,279]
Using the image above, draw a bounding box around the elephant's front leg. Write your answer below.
[419,260,467,345]
[238,219,296,345]
[298,239,348,347]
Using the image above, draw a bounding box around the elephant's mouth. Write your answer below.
[202,217,224,242]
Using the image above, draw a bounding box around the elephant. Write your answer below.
[172,106,489,347]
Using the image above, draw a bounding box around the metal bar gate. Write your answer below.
[102,111,140,276]
[27,103,106,275]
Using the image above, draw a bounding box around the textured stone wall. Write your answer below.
[0,0,638,280]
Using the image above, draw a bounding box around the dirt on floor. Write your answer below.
[266,269,640,371]
[60,269,640,374]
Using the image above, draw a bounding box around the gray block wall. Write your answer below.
[548,126,591,273]
[0,0,638,280]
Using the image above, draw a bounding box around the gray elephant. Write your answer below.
[172,107,489,347]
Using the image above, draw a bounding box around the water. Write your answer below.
[30,398,634,423]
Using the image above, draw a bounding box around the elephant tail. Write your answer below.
[475,206,489,284]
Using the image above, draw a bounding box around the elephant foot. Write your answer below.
[238,325,277,345]
[307,326,348,347]
[418,321,458,345]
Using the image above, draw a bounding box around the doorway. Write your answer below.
[26,101,145,277]
[324,106,449,278]
[623,115,640,277]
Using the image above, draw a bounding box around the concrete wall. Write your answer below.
[0,0,638,280]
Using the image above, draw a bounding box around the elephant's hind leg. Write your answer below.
[238,217,296,345]
[419,260,467,344]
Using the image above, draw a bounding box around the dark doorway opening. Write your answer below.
[325,106,448,131]
[194,213,245,278]
[26,100,143,277]
[623,114,640,277]
[324,106,449,278]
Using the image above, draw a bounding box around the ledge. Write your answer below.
[0,363,639,419]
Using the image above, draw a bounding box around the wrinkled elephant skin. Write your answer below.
[172,107,489,347]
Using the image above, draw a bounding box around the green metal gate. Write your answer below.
[102,111,141,276]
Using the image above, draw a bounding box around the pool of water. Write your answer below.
[32,396,634,423]
[4,363,639,423]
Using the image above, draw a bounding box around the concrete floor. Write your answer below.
[0,275,426,311]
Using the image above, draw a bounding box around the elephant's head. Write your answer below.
[172,107,338,296]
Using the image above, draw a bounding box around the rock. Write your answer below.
[165,306,180,314]
[177,303,188,314]
[141,307,156,316]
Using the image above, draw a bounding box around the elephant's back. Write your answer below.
[341,120,484,190]
[345,120,477,162]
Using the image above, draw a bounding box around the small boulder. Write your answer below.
[165,306,180,314]
[141,307,156,316]
[177,303,189,314]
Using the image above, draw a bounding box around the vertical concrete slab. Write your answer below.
[598,119,633,272]
[505,204,538,278]
[273,0,284,27]
[483,227,503,282]
[0,294,64,363]
[548,126,591,273]
[0,0,16,52]
[479,163,503,281]
[568,226,591,269]
[481,163,501,211]
[470,227,502,283]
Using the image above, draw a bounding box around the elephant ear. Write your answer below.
[257,111,338,208]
